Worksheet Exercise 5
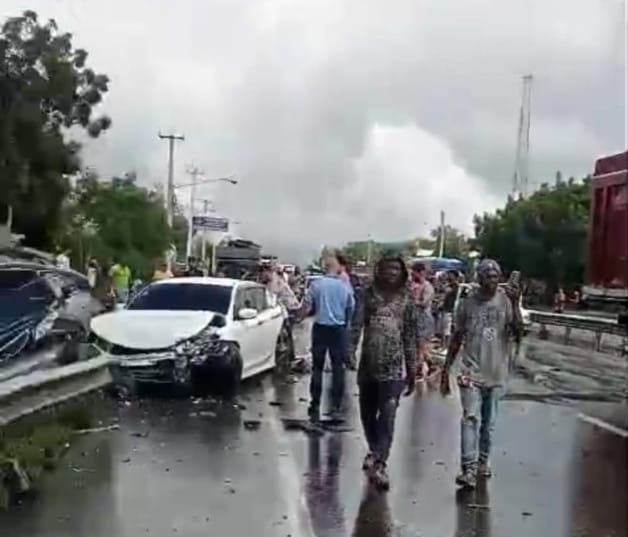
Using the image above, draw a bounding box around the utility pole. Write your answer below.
[438,210,445,257]
[512,75,533,198]
[185,166,204,260]
[158,132,185,227]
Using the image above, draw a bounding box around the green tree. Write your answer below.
[0,10,111,248]
[473,176,590,289]
[58,172,172,279]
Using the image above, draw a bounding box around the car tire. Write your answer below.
[222,345,243,399]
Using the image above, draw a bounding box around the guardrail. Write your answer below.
[528,310,627,352]
[0,356,111,426]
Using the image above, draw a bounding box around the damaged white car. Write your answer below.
[90,277,292,396]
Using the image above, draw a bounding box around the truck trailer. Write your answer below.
[583,151,628,319]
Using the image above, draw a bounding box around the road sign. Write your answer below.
[192,215,229,232]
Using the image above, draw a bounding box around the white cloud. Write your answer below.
[2,0,624,261]
[351,124,501,239]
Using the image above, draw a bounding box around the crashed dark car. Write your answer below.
[0,263,100,368]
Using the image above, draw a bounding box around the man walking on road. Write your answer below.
[359,253,416,490]
[440,258,520,489]
[301,252,354,423]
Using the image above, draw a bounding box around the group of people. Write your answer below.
[299,251,522,492]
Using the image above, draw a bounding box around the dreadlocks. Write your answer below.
[373,252,409,291]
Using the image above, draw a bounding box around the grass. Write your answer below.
[0,404,92,509]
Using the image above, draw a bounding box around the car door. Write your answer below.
[230,286,263,376]
[249,285,282,363]
[262,288,285,359]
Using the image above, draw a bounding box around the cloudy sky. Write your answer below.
[4,0,626,260]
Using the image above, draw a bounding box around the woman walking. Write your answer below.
[410,262,435,381]
[359,253,417,490]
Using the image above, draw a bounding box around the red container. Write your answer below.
[584,151,628,305]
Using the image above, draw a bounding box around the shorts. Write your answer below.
[443,312,453,337]
[417,309,434,342]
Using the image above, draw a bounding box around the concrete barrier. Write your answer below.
[0,356,111,427]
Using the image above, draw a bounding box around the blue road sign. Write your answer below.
[192,216,229,232]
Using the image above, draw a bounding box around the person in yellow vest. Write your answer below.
[109,258,132,303]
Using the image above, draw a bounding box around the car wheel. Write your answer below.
[222,345,243,399]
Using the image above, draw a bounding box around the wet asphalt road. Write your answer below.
[1,325,626,537]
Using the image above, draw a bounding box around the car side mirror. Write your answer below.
[238,307,258,320]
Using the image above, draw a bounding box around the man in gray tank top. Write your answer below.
[441,258,520,489]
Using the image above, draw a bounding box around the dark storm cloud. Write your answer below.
[4,0,625,260]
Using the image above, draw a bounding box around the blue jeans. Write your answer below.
[309,323,348,416]
[460,384,503,469]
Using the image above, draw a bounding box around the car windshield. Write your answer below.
[0,269,37,291]
[127,283,233,314]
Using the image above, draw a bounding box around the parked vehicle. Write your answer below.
[90,277,293,396]
[0,262,99,366]
[583,151,628,314]
[215,238,262,279]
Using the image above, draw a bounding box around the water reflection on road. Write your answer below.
[0,325,626,537]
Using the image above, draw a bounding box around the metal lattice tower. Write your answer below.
[512,75,533,198]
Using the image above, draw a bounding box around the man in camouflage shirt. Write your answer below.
[358,253,417,490]
[441,258,521,490]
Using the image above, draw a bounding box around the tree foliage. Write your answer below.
[58,172,172,279]
[473,177,590,289]
[0,10,111,247]
[337,228,468,264]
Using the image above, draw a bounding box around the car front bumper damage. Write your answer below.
[108,342,236,390]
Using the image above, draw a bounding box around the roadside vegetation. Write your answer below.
[0,405,91,509]
[1,10,186,278]
[334,176,590,295]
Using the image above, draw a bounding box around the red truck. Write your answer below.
[583,150,628,315]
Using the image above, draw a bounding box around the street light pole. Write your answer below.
[185,166,204,260]
[173,176,238,269]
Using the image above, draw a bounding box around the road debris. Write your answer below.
[74,424,120,435]
[243,420,261,431]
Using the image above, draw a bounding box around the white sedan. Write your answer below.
[90,277,292,396]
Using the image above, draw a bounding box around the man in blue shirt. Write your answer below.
[301,251,355,422]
